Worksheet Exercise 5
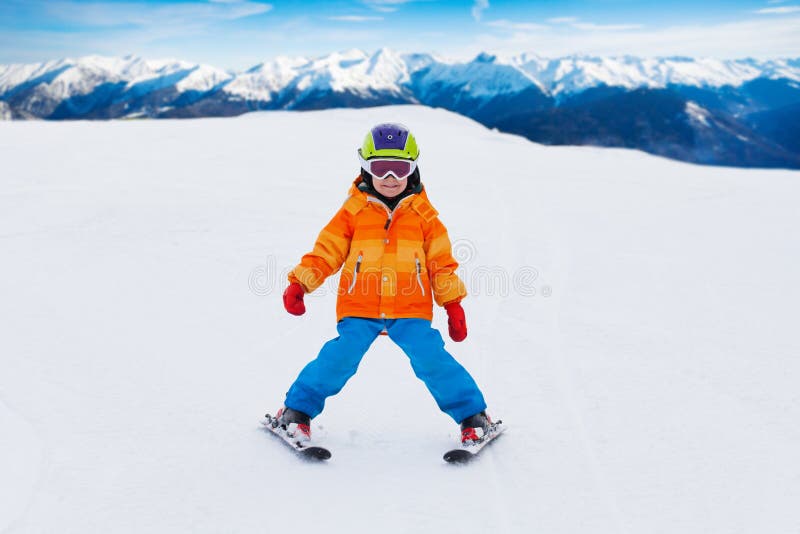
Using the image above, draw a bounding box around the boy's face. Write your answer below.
[372,175,406,199]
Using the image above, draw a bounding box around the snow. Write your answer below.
[224,56,310,101]
[415,53,543,98]
[0,101,11,120]
[1,106,800,533]
[290,48,410,97]
[173,65,232,93]
[0,58,73,96]
[685,101,711,126]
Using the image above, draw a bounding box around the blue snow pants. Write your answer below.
[284,317,487,423]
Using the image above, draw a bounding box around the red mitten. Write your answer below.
[444,301,467,342]
[283,283,306,316]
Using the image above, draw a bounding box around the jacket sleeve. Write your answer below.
[423,216,467,306]
[288,206,353,293]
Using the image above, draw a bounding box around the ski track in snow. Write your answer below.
[542,225,629,532]
[1,106,800,533]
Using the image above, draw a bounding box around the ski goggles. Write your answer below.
[358,153,417,180]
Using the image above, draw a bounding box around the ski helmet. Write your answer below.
[359,123,419,161]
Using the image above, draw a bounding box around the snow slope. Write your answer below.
[1,106,799,533]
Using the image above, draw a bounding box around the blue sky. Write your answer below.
[1,0,798,69]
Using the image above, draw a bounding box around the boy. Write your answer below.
[275,123,493,446]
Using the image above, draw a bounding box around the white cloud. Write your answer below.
[459,16,800,59]
[756,5,800,14]
[506,16,641,33]
[363,0,413,13]
[472,0,489,22]
[329,15,384,22]
[543,16,642,32]
[548,17,578,25]
[571,22,643,31]
[42,1,272,28]
[487,19,547,32]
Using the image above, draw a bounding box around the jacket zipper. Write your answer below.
[368,195,411,233]
[367,196,423,296]
[347,252,363,294]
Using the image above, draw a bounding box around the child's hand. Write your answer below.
[283,283,306,316]
[444,301,467,342]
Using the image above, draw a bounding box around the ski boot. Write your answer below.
[444,411,504,462]
[273,407,312,443]
[460,411,493,445]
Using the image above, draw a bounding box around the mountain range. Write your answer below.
[1,49,799,169]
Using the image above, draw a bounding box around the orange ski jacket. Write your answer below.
[288,177,467,321]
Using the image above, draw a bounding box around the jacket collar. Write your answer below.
[344,176,438,221]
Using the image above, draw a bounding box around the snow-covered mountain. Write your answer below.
[5,50,796,109]
[2,50,799,168]
[0,100,11,120]
[0,55,232,119]
[514,55,800,95]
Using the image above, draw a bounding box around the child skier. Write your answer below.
[274,123,493,447]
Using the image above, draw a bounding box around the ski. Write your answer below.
[261,414,332,461]
[443,420,505,463]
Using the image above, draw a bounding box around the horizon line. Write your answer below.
[3,48,800,71]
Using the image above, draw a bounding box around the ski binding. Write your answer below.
[443,420,505,463]
[261,414,331,461]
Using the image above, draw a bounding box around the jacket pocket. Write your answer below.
[415,255,426,297]
[347,251,363,294]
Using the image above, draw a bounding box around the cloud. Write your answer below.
[41,1,272,28]
[487,19,547,32]
[486,16,642,35]
[363,0,413,13]
[0,0,274,66]
[461,15,800,59]
[756,5,800,14]
[328,15,384,22]
[544,16,642,32]
[472,0,489,22]
[548,17,578,24]
[571,22,643,31]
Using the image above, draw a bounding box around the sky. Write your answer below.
[0,0,799,69]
